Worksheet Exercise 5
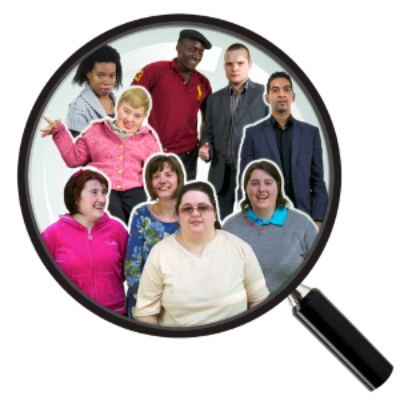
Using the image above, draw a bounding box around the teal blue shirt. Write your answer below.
[245,206,288,226]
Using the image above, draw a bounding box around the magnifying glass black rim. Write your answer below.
[18,14,341,338]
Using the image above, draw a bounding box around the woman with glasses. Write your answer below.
[223,160,318,296]
[124,154,184,319]
[134,181,269,327]
[66,45,123,138]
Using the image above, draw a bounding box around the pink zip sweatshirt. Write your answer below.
[51,120,162,190]
[42,212,129,314]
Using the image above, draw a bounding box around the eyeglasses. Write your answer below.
[178,205,214,215]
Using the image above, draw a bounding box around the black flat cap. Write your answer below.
[178,29,212,49]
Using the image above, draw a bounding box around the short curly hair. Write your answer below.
[72,45,122,89]
[64,169,109,215]
[118,87,151,113]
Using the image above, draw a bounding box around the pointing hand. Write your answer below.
[40,116,61,137]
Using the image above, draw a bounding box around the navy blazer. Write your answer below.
[238,117,328,221]
[200,79,268,193]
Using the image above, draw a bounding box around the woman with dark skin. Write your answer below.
[66,45,123,137]
[40,87,161,225]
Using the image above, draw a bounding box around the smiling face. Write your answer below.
[265,77,295,115]
[76,179,107,224]
[151,163,178,199]
[86,62,116,97]
[246,169,278,216]
[176,38,205,72]
[178,190,216,236]
[116,101,147,133]
[224,49,252,87]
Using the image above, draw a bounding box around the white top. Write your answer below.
[135,230,269,327]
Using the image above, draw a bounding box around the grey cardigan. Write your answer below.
[65,83,116,136]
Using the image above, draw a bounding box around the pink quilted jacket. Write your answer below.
[51,120,162,190]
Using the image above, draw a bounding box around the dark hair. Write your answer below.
[145,154,185,201]
[175,181,222,229]
[266,71,293,94]
[240,160,290,213]
[72,45,122,89]
[64,169,109,214]
[225,43,251,61]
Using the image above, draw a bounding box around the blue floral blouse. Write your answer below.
[124,204,180,319]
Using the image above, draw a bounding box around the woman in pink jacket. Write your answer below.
[42,169,129,314]
[41,87,162,224]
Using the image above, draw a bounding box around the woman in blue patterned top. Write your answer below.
[124,154,185,318]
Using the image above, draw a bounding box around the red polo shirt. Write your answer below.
[131,58,212,153]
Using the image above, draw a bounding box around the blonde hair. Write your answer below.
[118,87,151,112]
[225,43,251,62]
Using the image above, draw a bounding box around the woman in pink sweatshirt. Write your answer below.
[41,169,129,314]
[41,87,162,225]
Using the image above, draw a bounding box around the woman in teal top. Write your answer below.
[124,154,185,318]
[223,159,318,296]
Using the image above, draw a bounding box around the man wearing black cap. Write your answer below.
[131,29,212,180]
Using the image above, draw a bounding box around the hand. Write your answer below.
[314,221,322,230]
[198,142,210,161]
[40,116,61,137]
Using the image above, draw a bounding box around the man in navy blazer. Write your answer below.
[238,72,328,227]
[199,44,269,220]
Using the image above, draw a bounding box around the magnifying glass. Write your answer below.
[17,14,392,390]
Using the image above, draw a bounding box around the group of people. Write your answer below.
[42,155,315,325]
[130,29,327,224]
[40,28,327,327]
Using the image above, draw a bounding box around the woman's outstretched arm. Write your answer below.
[41,116,91,167]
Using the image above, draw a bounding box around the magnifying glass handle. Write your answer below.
[288,284,393,391]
